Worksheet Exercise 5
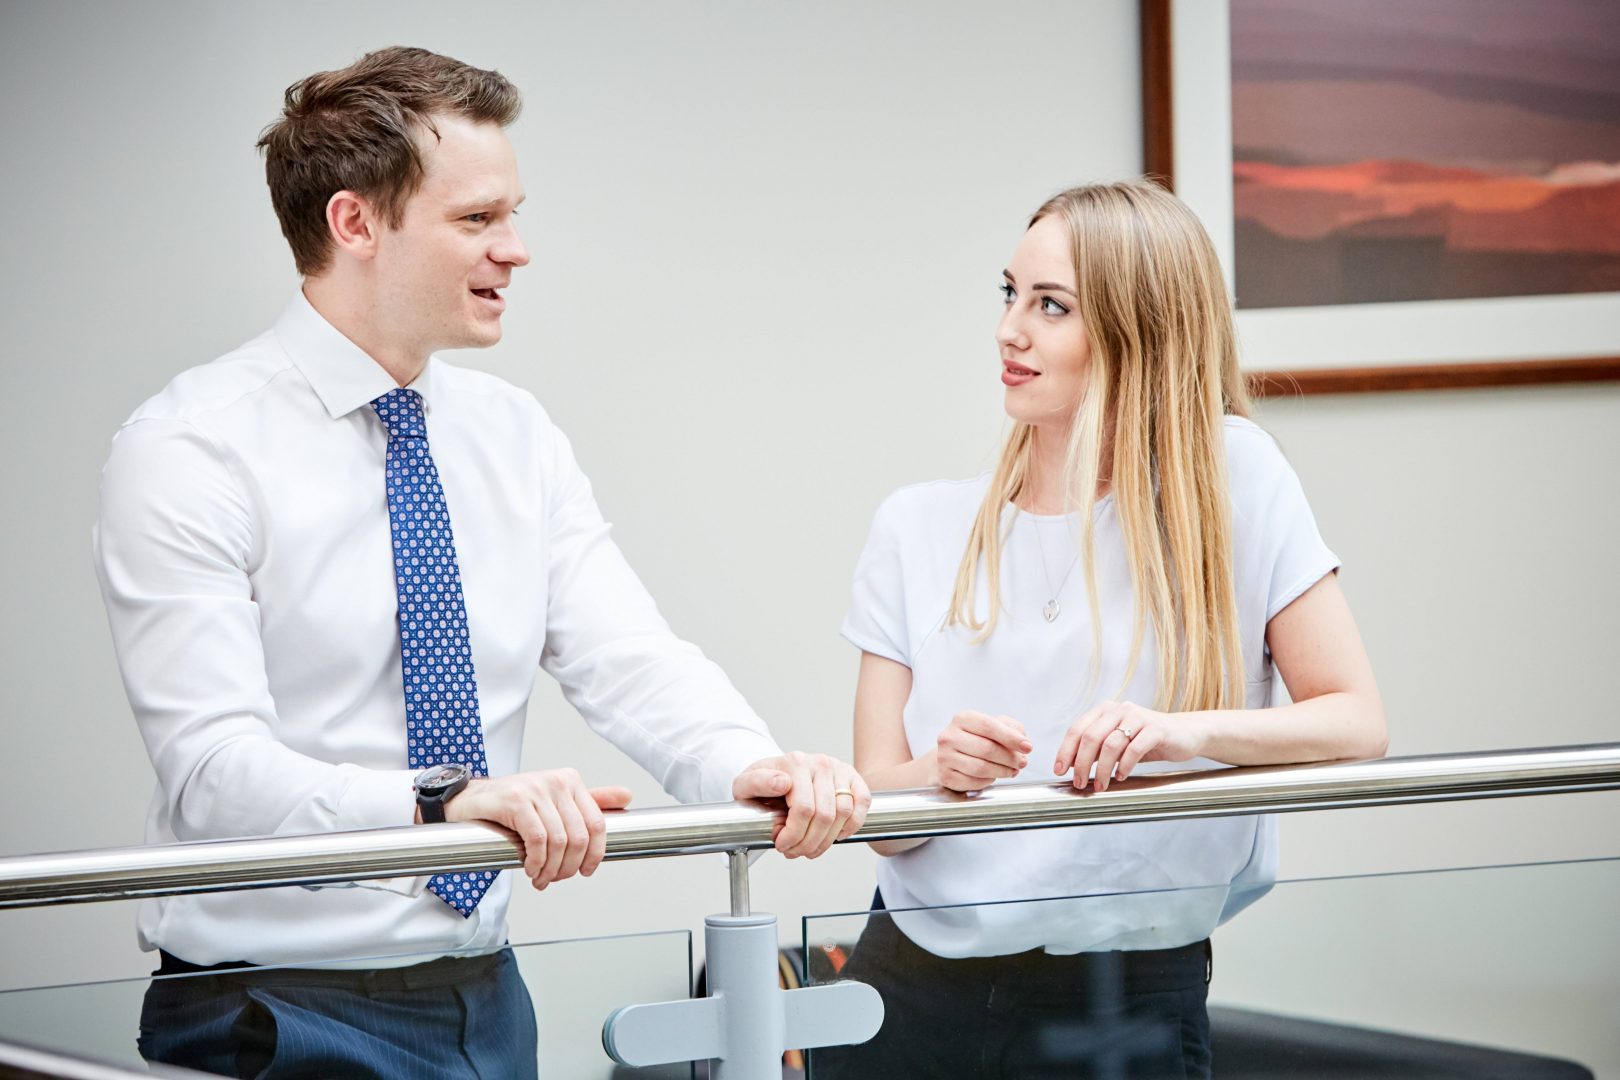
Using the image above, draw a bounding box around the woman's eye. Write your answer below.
[999,282,1015,303]
[1040,296,1069,316]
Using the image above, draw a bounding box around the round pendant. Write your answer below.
[1043,599,1061,623]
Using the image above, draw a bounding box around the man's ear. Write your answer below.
[325,190,381,262]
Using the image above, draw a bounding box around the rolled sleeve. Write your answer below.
[1227,423,1341,627]
[1255,453,1340,624]
[841,491,911,666]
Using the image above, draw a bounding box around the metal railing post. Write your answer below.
[728,848,751,917]
[602,846,883,1077]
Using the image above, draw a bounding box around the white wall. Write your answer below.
[1,0,1615,1069]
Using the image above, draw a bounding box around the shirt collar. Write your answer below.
[273,289,437,420]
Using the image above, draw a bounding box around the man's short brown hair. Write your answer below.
[257,46,522,276]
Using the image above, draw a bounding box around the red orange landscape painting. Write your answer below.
[1229,0,1620,309]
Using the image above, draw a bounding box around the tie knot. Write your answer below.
[370,388,427,441]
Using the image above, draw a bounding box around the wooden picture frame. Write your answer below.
[1139,0,1620,397]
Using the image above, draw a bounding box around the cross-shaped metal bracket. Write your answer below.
[602,851,884,1079]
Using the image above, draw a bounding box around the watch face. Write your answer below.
[417,763,471,794]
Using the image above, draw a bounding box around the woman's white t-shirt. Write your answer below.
[841,416,1339,959]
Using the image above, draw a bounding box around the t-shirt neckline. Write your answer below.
[1007,492,1115,524]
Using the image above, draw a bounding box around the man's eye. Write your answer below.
[999,282,1015,303]
[1041,296,1069,316]
[465,213,489,224]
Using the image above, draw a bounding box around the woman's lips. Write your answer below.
[1002,360,1039,387]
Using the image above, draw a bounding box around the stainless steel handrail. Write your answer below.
[2,743,1617,909]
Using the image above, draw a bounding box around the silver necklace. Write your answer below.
[1029,517,1080,623]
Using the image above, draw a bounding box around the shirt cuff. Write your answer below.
[333,765,418,830]
[333,765,430,898]
[353,873,432,899]
[700,733,785,804]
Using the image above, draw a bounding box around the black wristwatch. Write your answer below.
[414,763,472,823]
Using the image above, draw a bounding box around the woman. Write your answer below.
[817,181,1385,1079]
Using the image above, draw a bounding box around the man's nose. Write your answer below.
[493,221,530,268]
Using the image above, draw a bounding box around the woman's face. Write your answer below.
[996,214,1091,430]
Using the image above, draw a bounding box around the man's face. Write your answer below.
[372,115,529,356]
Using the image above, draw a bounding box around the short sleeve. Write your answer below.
[840,492,912,666]
[1228,423,1341,624]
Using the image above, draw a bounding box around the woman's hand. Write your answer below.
[1054,701,1206,792]
[936,710,1033,793]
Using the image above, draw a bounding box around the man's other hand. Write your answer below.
[444,770,633,890]
[732,752,872,858]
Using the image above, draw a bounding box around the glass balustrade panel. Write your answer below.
[0,928,695,1079]
[803,855,1620,1079]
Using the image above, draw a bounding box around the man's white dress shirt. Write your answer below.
[94,292,781,967]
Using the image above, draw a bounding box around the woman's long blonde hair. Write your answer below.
[947,180,1252,712]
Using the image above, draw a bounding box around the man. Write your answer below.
[95,46,870,1076]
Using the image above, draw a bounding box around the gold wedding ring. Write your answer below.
[833,788,856,801]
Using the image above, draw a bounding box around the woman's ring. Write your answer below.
[1118,726,1135,740]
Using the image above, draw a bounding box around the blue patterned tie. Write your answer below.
[371,388,498,917]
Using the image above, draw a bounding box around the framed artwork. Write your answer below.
[1140,0,1620,395]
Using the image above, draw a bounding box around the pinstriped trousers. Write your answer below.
[136,947,539,1078]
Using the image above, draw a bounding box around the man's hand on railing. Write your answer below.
[442,770,634,890]
[732,751,872,858]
